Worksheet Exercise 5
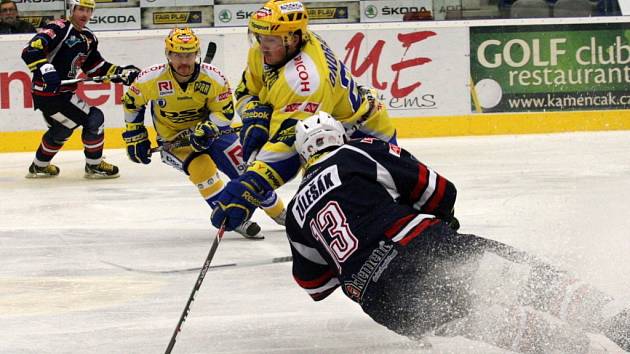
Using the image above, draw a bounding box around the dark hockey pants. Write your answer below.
[33,93,105,164]
[359,222,619,343]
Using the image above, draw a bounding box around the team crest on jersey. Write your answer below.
[157,81,174,96]
[388,144,401,157]
[292,165,342,227]
[69,54,88,79]
[262,67,279,89]
[65,35,82,48]
[285,54,320,97]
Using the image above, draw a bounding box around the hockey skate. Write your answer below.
[26,162,60,178]
[84,160,120,179]
[234,220,265,240]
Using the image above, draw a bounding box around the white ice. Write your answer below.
[1,131,629,353]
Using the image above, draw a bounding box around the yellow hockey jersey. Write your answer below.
[123,62,235,141]
[235,31,396,190]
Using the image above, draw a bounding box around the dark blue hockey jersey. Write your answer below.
[21,19,116,96]
[285,138,457,303]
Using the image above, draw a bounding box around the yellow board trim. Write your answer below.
[1,110,629,153]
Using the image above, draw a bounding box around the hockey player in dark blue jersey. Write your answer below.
[283,112,629,353]
[22,0,140,179]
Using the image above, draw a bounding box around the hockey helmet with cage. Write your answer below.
[68,0,95,11]
[164,27,200,55]
[248,0,310,45]
[295,111,346,162]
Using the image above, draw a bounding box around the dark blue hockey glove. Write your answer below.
[190,120,221,152]
[210,171,268,231]
[39,63,60,93]
[239,101,272,162]
[122,123,151,164]
[112,65,141,86]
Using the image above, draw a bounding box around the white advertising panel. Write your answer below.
[214,0,344,3]
[432,0,465,20]
[87,7,141,31]
[0,24,469,132]
[139,0,171,8]
[15,0,64,11]
[214,4,258,27]
[140,0,214,8]
[174,0,214,6]
[361,0,433,23]
[95,0,140,8]
[317,27,470,116]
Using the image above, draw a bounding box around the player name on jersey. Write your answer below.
[292,165,341,226]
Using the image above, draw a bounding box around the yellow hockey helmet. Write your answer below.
[68,0,95,11]
[164,27,200,54]
[248,0,309,43]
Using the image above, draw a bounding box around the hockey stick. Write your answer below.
[203,41,217,64]
[165,222,226,354]
[102,255,292,275]
[60,74,124,85]
[149,126,241,154]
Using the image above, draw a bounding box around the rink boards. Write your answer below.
[1,18,630,152]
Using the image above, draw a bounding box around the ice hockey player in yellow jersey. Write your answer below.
[210,0,397,232]
[121,28,286,239]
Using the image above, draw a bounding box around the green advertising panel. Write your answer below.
[470,23,630,113]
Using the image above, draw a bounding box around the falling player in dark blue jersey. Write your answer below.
[21,0,140,179]
[284,112,629,353]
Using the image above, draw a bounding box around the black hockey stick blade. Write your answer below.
[203,42,217,64]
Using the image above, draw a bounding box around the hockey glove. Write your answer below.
[111,65,141,86]
[190,120,221,152]
[210,171,268,231]
[122,123,151,164]
[444,210,460,231]
[39,63,60,93]
[239,101,272,162]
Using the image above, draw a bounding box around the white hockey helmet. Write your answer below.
[295,111,346,162]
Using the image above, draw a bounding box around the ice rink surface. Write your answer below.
[1,131,629,353]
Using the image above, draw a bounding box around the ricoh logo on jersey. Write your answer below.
[89,15,137,25]
[157,81,173,96]
[286,54,320,97]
